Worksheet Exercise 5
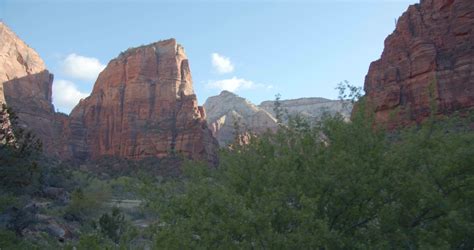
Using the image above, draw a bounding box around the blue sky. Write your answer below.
[1,0,417,113]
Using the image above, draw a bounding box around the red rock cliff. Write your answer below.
[0,22,67,155]
[364,0,474,128]
[69,39,218,163]
[0,22,46,105]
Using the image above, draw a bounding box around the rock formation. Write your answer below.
[0,23,217,164]
[204,91,351,146]
[0,22,65,154]
[68,39,218,163]
[2,71,68,156]
[260,97,352,122]
[0,22,46,105]
[364,0,474,128]
[204,91,278,146]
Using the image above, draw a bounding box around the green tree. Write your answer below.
[0,105,42,193]
[143,97,474,248]
[98,207,126,243]
[273,93,284,125]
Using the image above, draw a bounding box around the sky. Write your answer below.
[1,0,418,114]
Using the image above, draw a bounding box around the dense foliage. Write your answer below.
[1,96,474,248]
[143,104,474,249]
[0,105,42,194]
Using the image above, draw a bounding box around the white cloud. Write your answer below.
[211,53,234,74]
[207,76,272,92]
[61,53,105,81]
[53,79,89,113]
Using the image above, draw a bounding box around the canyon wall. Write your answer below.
[0,22,46,105]
[68,39,218,163]
[204,91,351,146]
[204,91,278,146]
[0,22,65,154]
[0,22,217,164]
[364,0,474,128]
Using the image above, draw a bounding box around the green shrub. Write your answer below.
[144,101,474,248]
[64,179,111,221]
[0,106,42,194]
[98,207,126,243]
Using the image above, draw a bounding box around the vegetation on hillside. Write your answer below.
[140,96,474,249]
[0,87,473,248]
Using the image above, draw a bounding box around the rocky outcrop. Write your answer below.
[260,97,352,122]
[0,22,46,105]
[68,39,218,163]
[2,71,67,156]
[364,0,474,128]
[1,23,216,165]
[204,91,278,146]
[204,91,351,146]
[0,22,66,154]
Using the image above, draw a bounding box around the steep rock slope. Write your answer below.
[0,22,46,105]
[204,91,277,146]
[260,98,352,122]
[364,0,474,127]
[204,91,351,146]
[0,22,66,155]
[69,39,218,163]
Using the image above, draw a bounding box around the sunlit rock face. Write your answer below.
[0,27,218,164]
[69,39,218,163]
[204,91,351,146]
[0,22,46,105]
[0,22,67,155]
[364,0,474,128]
[204,91,278,146]
[259,98,352,122]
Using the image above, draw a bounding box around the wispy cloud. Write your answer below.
[61,53,105,81]
[207,76,272,92]
[53,79,89,113]
[211,53,234,74]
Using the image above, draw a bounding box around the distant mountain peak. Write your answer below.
[204,92,352,146]
[219,90,237,96]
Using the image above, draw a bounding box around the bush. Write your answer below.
[98,207,126,243]
[144,102,474,248]
[64,178,111,221]
[0,105,43,194]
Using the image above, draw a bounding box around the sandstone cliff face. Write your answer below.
[204,91,351,146]
[204,91,278,146]
[0,22,46,105]
[0,24,215,164]
[69,39,218,163]
[3,71,59,153]
[364,0,474,128]
[260,98,352,122]
[0,22,66,154]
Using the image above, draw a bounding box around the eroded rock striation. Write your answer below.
[260,97,352,122]
[0,22,46,105]
[0,22,66,153]
[204,91,278,146]
[69,39,218,163]
[364,0,474,128]
[204,91,351,146]
[2,71,69,156]
[0,23,217,164]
